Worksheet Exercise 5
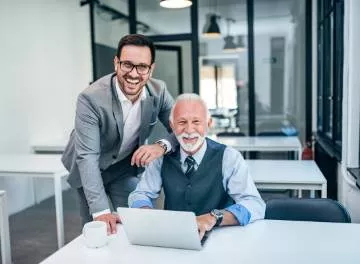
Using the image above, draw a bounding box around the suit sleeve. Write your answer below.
[75,93,109,214]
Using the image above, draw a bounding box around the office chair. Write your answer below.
[216,131,246,137]
[257,131,287,136]
[265,198,351,223]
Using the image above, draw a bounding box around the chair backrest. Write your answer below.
[257,131,286,136]
[216,132,246,137]
[265,198,351,223]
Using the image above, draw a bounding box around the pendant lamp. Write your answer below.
[203,14,221,38]
[160,0,192,9]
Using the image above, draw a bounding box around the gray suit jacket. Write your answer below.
[61,73,176,213]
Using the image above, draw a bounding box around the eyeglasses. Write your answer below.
[118,61,151,75]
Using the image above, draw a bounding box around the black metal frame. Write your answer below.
[154,44,183,94]
[130,0,199,94]
[82,0,313,142]
[316,0,344,160]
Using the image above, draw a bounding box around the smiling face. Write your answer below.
[170,100,212,155]
[114,45,154,102]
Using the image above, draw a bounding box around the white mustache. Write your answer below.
[179,133,200,139]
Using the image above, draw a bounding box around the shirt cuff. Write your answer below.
[131,200,154,208]
[225,204,251,226]
[92,208,111,219]
[157,139,172,154]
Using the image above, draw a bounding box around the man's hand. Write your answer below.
[94,213,120,235]
[196,213,217,240]
[131,144,165,167]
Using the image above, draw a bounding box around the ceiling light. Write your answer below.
[203,14,221,38]
[160,0,192,9]
[223,18,236,52]
[223,36,237,52]
[236,35,247,52]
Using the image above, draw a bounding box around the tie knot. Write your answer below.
[185,156,196,166]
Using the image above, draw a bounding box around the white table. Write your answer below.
[247,160,327,198]
[40,220,360,264]
[32,138,67,153]
[0,154,68,248]
[216,136,302,160]
[0,191,11,264]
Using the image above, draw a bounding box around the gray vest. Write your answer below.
[161,138,233,215]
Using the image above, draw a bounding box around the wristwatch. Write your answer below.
[155,140,168,154]
[210,209,224,227]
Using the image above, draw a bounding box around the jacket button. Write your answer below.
[112,155,117,159]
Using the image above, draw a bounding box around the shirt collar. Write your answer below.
[115,79,147,104]
[180,139,207,166]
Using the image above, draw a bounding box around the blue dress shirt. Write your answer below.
[129,139,265,225]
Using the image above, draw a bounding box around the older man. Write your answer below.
[128,93,265,238]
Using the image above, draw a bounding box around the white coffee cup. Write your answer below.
[82,221,108,248]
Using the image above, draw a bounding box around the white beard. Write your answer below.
[176,132,205,153]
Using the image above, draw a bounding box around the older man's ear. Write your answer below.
[169,120,175,131]
[207,118,213,129]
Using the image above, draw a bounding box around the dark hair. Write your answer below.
[116,34,155,64]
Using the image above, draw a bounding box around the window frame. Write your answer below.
[316,0,344,159]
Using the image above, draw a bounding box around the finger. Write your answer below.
[109,217,117,234]
[199,228,205,240]
[135,151,147,167]
[141,152,152,167]
[106,220,111,235]
[114,213,121,223]
[131,148,142,166]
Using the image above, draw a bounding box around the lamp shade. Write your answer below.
[236,35,246,51]
[223,35,237,52]
[203,14,221,38]
[160,0,192,8]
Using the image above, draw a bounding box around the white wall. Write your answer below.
[0,0,92,214]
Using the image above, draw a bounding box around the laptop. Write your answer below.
[117,207,210,250]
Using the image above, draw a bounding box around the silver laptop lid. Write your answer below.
[117,207,202,250]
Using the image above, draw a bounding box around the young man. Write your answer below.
[62,34,176,234]
[129,93,265,238]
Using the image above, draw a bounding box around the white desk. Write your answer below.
[0,191,11,264]
[247,160,327,198]
[0,155,68,249]
[216,136,302,160]
[32,138,67,153]
[40,220,360,264]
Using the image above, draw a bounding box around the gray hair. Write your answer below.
[169,93,211,123]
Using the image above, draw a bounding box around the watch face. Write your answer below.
[211,209,223,218]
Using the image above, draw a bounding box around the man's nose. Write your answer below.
[185,123,195,133]
[128,66,139,76]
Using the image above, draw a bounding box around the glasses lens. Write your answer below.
[120,61,150,75]
[120,61,134,72]
[136,65,150,74]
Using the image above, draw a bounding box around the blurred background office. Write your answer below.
[1,0,360,263]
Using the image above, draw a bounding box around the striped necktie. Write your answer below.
[185,156,196,178]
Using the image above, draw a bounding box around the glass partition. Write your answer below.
[136,0,191,35]
[254,0,306,141]
[93,0,129,79]
[198,0,249,135]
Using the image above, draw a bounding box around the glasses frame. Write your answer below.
[118,60,152,75]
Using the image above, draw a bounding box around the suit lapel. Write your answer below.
[110,74,124,146]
